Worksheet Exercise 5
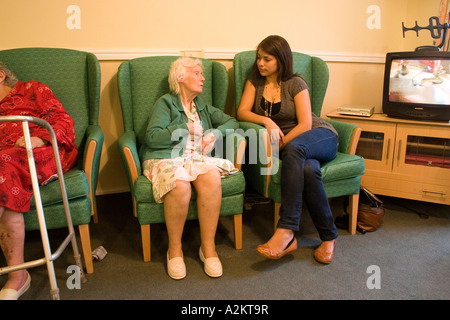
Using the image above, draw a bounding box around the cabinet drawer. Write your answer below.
[421,184,450,205]
[361,175,422,196]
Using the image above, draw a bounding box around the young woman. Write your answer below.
[237,35,339,264]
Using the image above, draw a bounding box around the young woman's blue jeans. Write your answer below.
[278,127,338,241]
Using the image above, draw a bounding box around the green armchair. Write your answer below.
[233,50,365,234]
[117,56,246,262]
[0,48,104,273]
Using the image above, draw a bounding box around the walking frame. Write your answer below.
[0,116,86,300]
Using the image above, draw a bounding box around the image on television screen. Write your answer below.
[389,59,450,105]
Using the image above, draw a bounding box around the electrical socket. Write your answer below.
[181,50,204,58]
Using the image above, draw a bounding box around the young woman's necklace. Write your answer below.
[264,81,280,118]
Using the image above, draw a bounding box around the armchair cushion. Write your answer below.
[134,170,245,204]
[25,197,92,230]
[30,169,90,208]
[270,153,365,185]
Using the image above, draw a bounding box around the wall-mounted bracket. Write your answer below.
[402,15,449,50]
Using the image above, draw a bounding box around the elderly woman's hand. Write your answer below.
[187,122,203,137]
[202,132,216,155]
[14,136,46,149]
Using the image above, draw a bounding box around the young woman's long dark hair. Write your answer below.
[253,35,299,83]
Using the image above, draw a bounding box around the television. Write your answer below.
[382,49,450,122]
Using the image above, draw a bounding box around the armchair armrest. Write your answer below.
[118,131,141,188]
[238,121,272,197]
[223,132,246,170]
[325,119,361,155]
[238,121,271,165]
[118,131,141,218]
[83,124,104,217]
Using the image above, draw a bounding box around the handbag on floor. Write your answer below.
[336,185,385,234]
[357,186,385,232]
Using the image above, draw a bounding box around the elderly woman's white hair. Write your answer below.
[0,62,18,88]
[168,57,203,94]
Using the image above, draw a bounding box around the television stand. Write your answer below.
[327,112,450,205]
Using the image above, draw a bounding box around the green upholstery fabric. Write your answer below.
[0,48,103,234]
[270,153,364,184]
[233,51,365,219]
[117,56,245,259]
[135,191,245,226]
[134,170,245,205]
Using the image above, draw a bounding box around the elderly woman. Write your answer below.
[140,57,238,279]
[0,62,78,299]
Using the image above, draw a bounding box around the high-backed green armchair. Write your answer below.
[234,50,365,234]
[0,48,104,273]
[117,56,246,262]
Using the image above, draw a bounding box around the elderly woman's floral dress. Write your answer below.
[143,103,237,203]
[0,80,78,213]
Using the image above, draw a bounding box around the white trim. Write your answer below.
[91,49,181,60]
[1,47,386,63]
[203,49,245,60]
[307,51,386,63]
[89,48,386,63]
[207,49,385,63]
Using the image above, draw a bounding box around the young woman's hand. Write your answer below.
[263,118,285,143]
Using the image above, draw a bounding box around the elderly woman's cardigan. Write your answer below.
[139,93,238,161]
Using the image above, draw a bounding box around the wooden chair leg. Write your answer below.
[233,214,242,250]
[91,197,98,223]
[274,202,281,232]
[348,193,359,235]
[78,224,93,274]
[141,224,151,262]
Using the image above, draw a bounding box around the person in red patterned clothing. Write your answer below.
[0,62,78,300]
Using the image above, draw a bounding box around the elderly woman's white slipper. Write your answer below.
[199,248,222,278]
[167,252,186,280]
[0,272,31,300]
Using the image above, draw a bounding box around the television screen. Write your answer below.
[388,59,450,105]
[383,51,450,122]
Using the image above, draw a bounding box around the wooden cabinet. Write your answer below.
[327,112,450,205]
